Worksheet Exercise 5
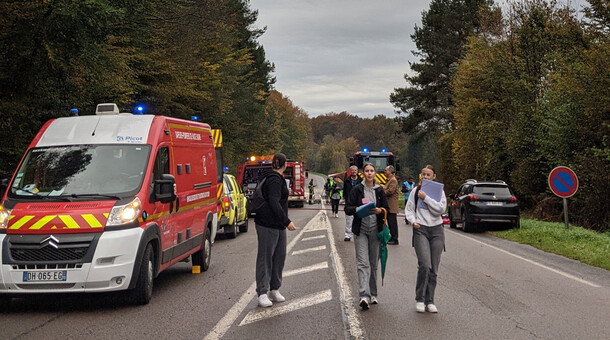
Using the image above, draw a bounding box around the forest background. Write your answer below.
[0,0,607,231]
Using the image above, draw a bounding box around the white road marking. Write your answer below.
[291,245,327,255]
[284,262,328,277]
[238,289,333,326]
[446,229,601,288]
[302,235,327,241]
[322,209,366,339]
[203,216,312,340]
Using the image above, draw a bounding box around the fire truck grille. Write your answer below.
[11,246,90,262]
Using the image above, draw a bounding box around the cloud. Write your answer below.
[250,0,430,118]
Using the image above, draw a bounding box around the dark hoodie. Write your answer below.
[344,182,389,236]
[254,171,291,229]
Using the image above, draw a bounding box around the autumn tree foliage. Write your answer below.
[0,0,274,177]
[448,0,609,230]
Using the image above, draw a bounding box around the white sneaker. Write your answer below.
[269,290,285,302]
[415,302,426,313]
[370,296,378,304]
[258,294,272,307]
[426,304,438,313]
[359,297,369,311]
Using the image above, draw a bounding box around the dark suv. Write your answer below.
[448,180,519,232]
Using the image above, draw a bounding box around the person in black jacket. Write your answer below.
[254,153,298,307]
[342,165,362,241]
[344,163,389,311]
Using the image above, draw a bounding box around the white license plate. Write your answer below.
[22,270,67,282]
[485,201,503,206]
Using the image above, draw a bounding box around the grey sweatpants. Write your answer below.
[354,226,380,299]
[413,224,444,304]
[255,224,287,296]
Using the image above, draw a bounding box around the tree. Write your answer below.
[390,0,493,135]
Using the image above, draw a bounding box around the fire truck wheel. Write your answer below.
[192,226,211,271]
[132,243,154,305]
[239,216,249,233]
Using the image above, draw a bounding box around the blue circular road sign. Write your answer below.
[548,166,578,198]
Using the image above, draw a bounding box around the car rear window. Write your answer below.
[472,185,511,196]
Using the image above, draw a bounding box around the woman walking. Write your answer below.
[330,179,341,217]
[255,153,298,307]
[344,163,389,310]
[404,165,447,313]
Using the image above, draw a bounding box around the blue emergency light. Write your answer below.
[191,116,199,121]
[381,148,387,153]
[362,147,369,153]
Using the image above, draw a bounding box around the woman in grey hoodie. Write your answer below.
[344,163,389,310]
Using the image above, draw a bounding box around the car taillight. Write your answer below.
[468,194,479,201]
[223,197,230,212]
[509,196,518,203]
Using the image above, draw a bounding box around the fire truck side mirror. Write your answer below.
[349,157,354,166]
[0,178,8,197]
[155,174,177,204]
[395,160,401,172]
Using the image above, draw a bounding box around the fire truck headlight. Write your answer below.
[107,197,142,226]
[0,205,11,229]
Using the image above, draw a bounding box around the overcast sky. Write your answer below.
[248,0,588,118]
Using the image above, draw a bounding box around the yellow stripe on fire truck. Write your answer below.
[7,213,109,230]
[211,129,223,148]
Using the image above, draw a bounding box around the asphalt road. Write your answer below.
[1,174,609,339]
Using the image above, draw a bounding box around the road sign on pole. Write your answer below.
[548,166,578,229]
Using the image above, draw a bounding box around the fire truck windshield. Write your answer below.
[9,145,151,199]
[358,155,393,173]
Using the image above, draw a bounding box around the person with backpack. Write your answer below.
[344,162,389,311]
[404,165,447,314]
[254,153,298,308]
[330,178,341,217]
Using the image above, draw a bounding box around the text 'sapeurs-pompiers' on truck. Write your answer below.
[0,103,222,304]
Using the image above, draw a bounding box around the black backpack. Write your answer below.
[248,177,268,214]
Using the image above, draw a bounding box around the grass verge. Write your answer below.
[490,219,610,271]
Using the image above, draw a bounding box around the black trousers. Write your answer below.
[387,212,398,241]
[331,199,340,214]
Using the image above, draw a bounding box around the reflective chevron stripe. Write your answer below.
[211,129,223,148]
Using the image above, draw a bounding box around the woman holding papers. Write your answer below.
[405,165,447,314]
[344,163,389,311]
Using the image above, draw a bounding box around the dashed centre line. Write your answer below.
[239,290,333,326]
[284,262,328,277]
[292,245,327,255]
[302,235,327,241]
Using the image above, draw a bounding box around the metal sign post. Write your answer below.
[548,166,579,229]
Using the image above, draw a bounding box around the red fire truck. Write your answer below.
[237,156,306,210]
[349,148,400,185]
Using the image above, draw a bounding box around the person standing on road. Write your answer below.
[402,177,415,223]
[404,165,446,314]
[344,163,389,311]
[255,153,298,308]
[330,178,341,217]
[308,179,315,204]
[342,165,362,241]
[383,165,400,245]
